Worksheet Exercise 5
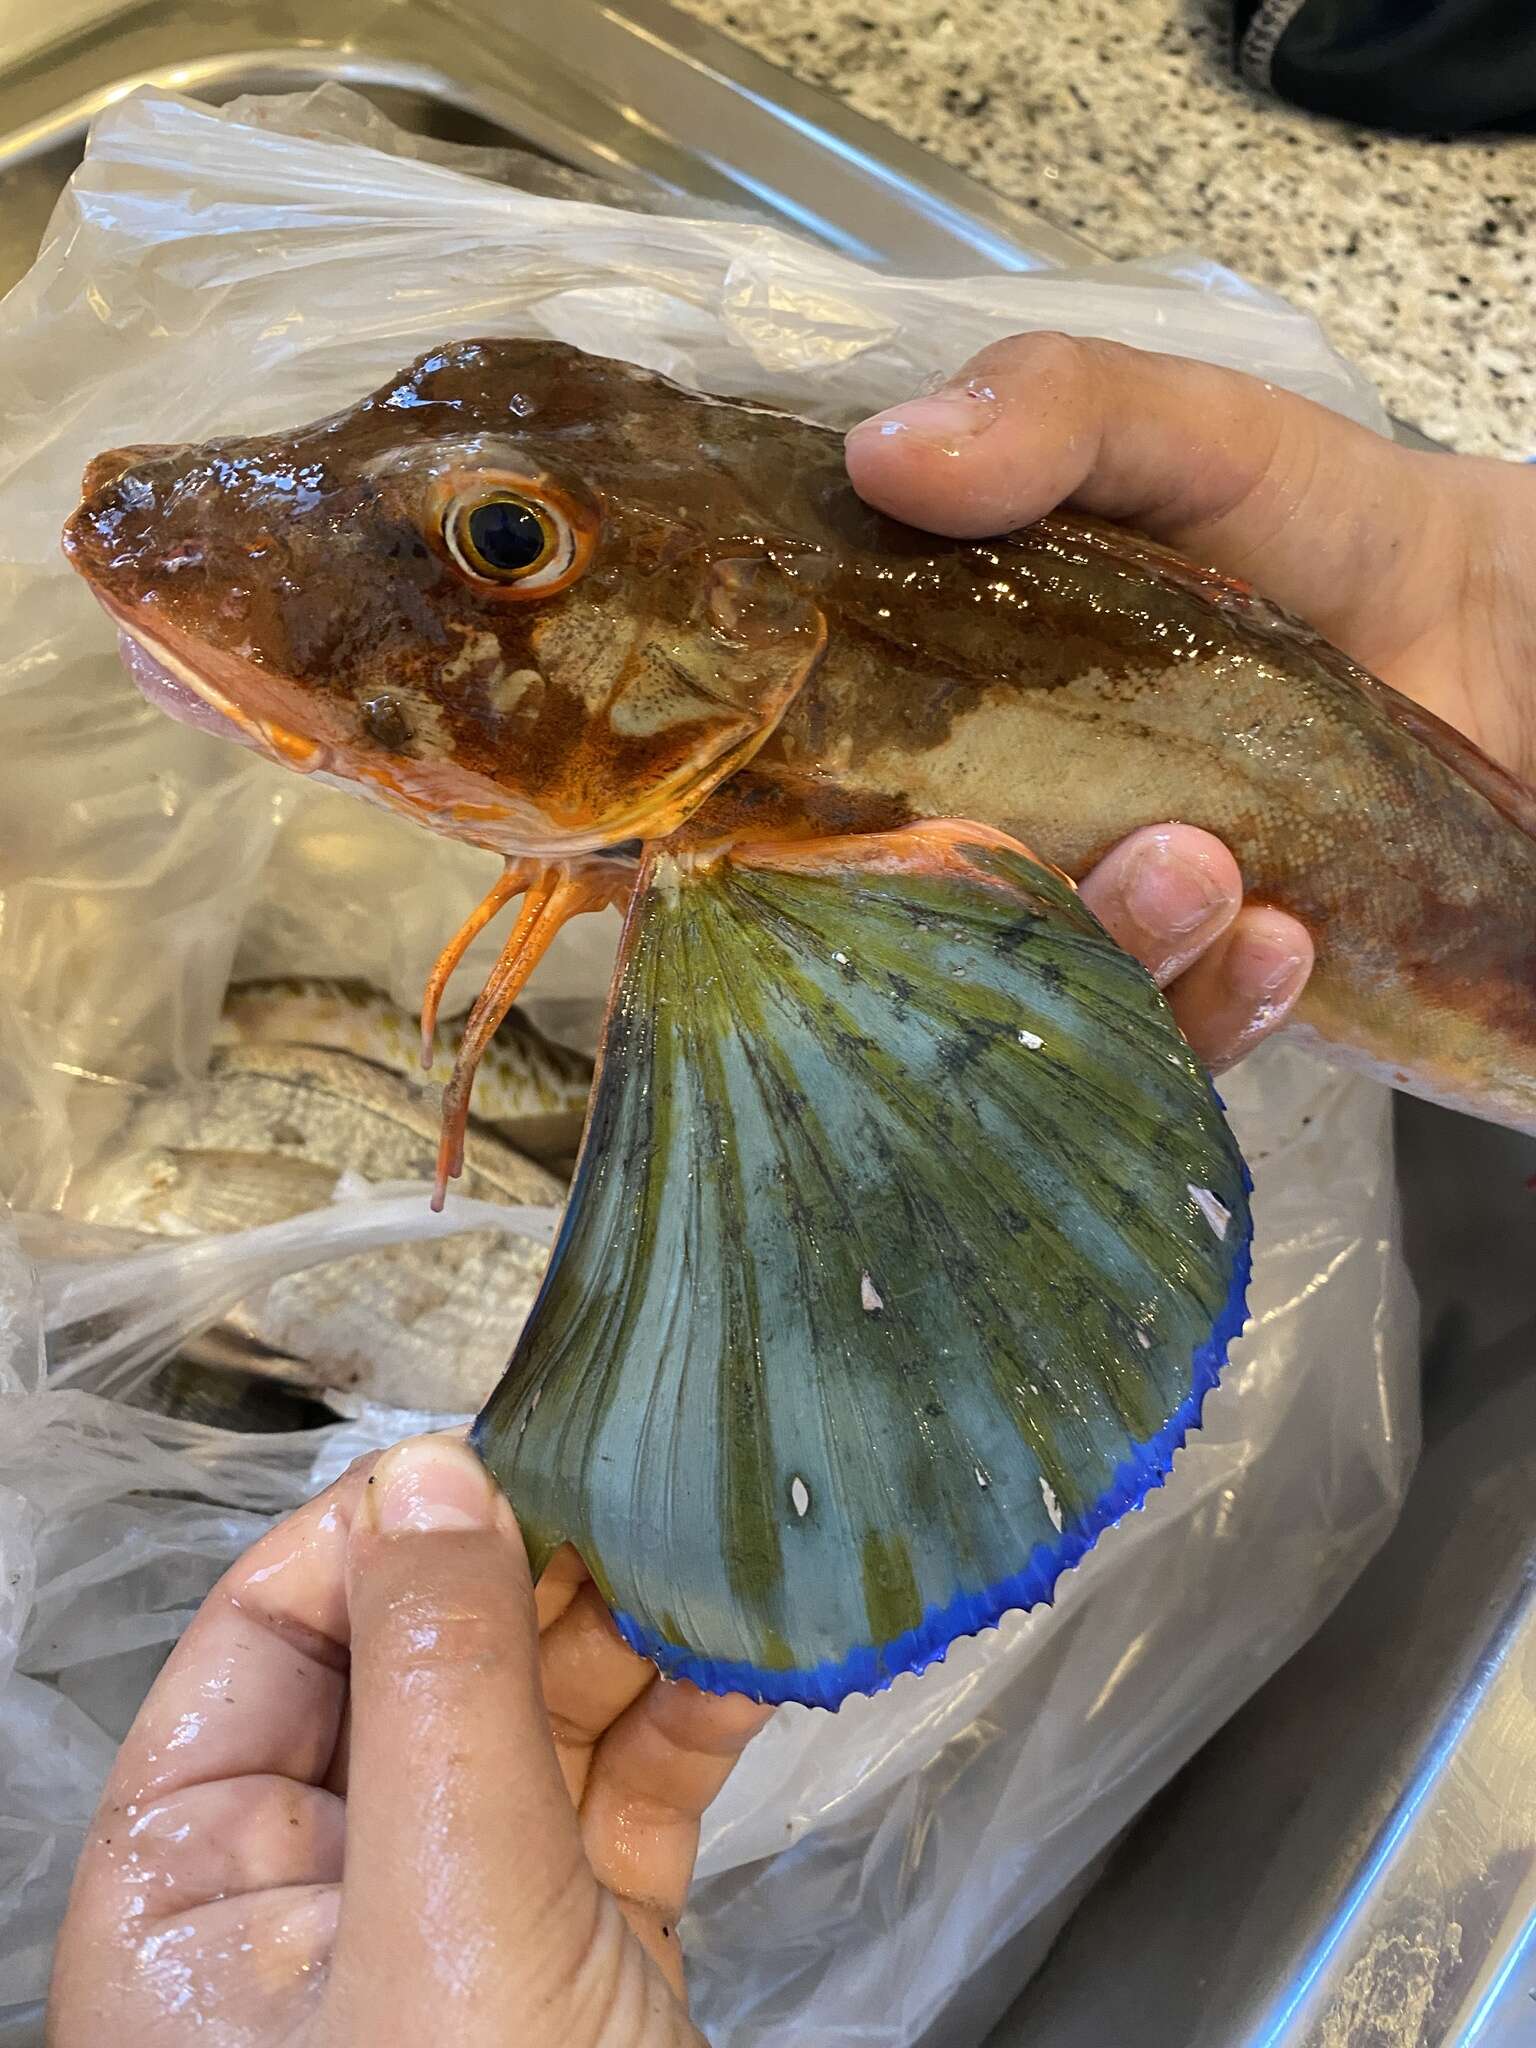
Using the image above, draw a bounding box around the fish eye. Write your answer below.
[445,489,578,592]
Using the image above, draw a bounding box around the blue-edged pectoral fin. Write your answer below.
[472,821,1252,1710]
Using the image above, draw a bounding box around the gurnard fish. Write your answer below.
[63,340,1536,1707]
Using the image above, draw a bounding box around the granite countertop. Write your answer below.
[680,0,1534,459]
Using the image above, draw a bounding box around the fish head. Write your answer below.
[62,339,830,855]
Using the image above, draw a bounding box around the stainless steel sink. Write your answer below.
[0,0,1096,298]
[0,0,1449,452]
[990,1282,1536,2048]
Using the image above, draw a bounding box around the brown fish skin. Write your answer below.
[721,512,1536,1133]
[62,340,1536,1133]
[63,343,828,856]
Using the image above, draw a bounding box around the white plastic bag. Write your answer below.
[33,1181,561,1397]
[0,84,1414,2043]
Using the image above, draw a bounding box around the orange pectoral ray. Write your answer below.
[423,854,635,1207]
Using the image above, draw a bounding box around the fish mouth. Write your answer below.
[97,599,331,773]
[95,604,680,858]
[115,628,274,751]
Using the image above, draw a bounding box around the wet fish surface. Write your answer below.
[56,338,1536,1706]
[218,976,592,1169]
[61,337,1536,1135]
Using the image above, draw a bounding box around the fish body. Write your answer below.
[728,514,1536,1134]
[59,339,1536,1705]
[63,339,1536,1133]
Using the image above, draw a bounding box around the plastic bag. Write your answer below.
[32,1180,561,1397]
[0,84,1415,2042]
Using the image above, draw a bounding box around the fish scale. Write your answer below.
[77,1035,566,1415]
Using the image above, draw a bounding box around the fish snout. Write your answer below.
[63,444,195,581]
[79,444,179,503]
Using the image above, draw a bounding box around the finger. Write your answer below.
[1165,904,1315,1069]
[326,1435,600,2033]
[1078,824,1242,987]
[323,1694,353,1799]
[85,1449,383,1822]
[534,1540,594,1631]
[101,1777,346,1918]
[538,1579,658,1806]
[580,1679,773,1991]
[844,332,1446,669]
[53,1451,382,2001]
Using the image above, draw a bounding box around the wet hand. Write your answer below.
[1082,822,1311,1075]
[47,1434,771,2048]
[846,332,1536,1067]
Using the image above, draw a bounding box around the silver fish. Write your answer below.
[216,976,593,1171]
[78,1039,564,1414]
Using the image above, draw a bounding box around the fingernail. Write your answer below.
[1121,842,1230,940]
[846,384,999,454]
[365,1436,498,1535]
[1224,927,1311,1002]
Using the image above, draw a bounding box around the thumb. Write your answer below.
[843,331,1455,676]
[324,1434,603,2037]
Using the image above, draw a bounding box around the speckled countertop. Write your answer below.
[679,0,1534,459]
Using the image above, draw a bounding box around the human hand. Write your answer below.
[846,333,1536,1068]
[47,1434,770,2048]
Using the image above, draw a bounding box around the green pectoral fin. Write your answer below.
[471,821,1252,1710]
